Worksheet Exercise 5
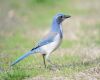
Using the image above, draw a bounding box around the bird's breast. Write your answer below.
[41,34,62,54]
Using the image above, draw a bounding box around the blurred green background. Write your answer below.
[0,0,100,80]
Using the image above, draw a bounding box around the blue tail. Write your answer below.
[11,47,38,66]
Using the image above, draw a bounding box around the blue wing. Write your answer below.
[37,32,57,47]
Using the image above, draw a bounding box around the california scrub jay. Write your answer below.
[11,13,71,67]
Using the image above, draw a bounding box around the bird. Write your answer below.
[11,13,71,68]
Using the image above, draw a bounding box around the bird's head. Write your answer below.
[54,13,71,24]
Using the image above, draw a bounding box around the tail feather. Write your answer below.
[11,47,38,66]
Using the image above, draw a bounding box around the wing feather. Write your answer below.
[37,32,57,47]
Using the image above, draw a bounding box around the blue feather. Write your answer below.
[11,48,38,66]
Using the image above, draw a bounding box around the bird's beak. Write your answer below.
[64,15,71,19]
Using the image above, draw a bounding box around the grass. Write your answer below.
[61,40,78,48]
[0,53,98,80]
[0,0,100,80]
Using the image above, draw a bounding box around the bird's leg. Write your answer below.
[45,54,54,65]
[47,59,53,65]
[45,55,59,70]
[42,54,46,68]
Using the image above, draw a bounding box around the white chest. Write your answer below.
[41,34,61,54]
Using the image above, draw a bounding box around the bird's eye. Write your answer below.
[60,16,63,18]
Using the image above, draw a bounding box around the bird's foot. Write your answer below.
[47,63,61,71]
